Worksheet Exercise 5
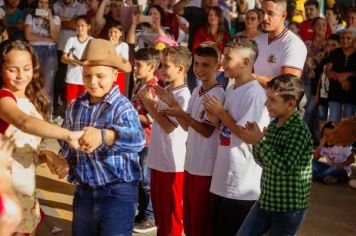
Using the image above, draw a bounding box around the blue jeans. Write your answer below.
[302,80,320,143]
[312,160,348,183]
[72,181,138,236]
[318,103,328,121]
[137,147,154,220]
[33,45,58,106]
[236,202,307,236]
[328,101,356,122]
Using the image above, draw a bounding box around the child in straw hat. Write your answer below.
[44,38,146,235]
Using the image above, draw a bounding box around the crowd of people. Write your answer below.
[0,0,355,235]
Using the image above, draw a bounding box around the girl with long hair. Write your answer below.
[0,40,82,235]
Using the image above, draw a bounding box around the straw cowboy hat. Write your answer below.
[80,38,132,73]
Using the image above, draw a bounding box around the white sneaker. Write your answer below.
[349,179,356,189]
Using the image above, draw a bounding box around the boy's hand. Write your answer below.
[78,127,102,153]
[39,150,69,179]
[239,121,266,145]
[159,102,185,118]
[139,89,157,109]
[0,134,15,170]
[154,86,176,107]
[204,95,224,117]
[67,131,85,150]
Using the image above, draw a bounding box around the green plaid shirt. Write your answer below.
[253,112,312,212]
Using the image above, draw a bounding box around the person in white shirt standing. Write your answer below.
[61,15,92,107]
[24,0,61,112]
[253,0,307,87]
[204,37,270,236]
[53,0,86,114]
[139,46,191,236]
[156,42,225,236]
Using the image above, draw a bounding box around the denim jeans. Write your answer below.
[137,147,154,220]
[236,202,307,236]
[33,45,58,106]
[312,160,348,183]
[318,103,329,121]
[72,181,138,236]
[302,80,320,143]
[328,101,356,122]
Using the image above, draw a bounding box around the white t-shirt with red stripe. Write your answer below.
[185,84,226,176]
[254,28,307,78]
[210,80,270,200]
[147,85,191,172]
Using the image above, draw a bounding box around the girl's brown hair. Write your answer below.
[206,6,226,43]
[108,22,125,43]
[0,40,50,119]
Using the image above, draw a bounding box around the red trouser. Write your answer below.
[183,171,215,236]
[150,169,184,236]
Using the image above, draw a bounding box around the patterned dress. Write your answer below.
[5,96,43,233]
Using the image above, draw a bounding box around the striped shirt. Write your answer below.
[59,86,146,187]
[253,112,313,212]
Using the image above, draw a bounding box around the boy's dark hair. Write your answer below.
[195,41,221,63]
[328,34,340,42]
[266,74,304,105]
[320,122,335,139]
[162,46,192,72]
[76,15,91,25]
[226,36,259,63]
[134,47,160,68]
[304,0,319,9]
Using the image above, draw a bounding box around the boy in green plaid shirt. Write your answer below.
[236,74,313,236]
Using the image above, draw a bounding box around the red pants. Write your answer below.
[183,172,215,236]
[150,169,184,236]
[114,72,125,94]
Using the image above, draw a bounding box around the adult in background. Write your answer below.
[53,0,86,115]
[325,7,344,34]
[24,0,60,111]
[345,8,356,28]
[235,9,261,40]
[302,17,328,145]
[300,0,331,42]
[324,27,356,122]
[2,0,25,40]
[254,0,306,86]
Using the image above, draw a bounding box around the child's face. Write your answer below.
[1,49,33,94]
[265,88,295,118]
[326,39,339,53]
[82,65,117,103]
[134,60,154,80]
[76,19,91,36]
[160,56,183,84]
[108,27,123,44]
[222,47,244,78]
[193,55,218,82]
[322,128,333,145]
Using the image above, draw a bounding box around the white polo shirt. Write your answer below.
[63,36,92,85]
[254,28,307,78]
[210,80,270,200]
[147,85,191,173]
[185,84,225,176]
[53,0,87,51]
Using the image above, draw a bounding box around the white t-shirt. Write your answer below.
[147,85,191,172]
[63,36,93,85]
[115,42,129,60]
[210,80,270,200]
[25,14,61,46]
[254,28,307,78]
[185,84,226,176]
[321,145,353,175]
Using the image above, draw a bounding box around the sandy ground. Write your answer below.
[35,139,356,236]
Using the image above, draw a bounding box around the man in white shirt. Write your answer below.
[254,0,307,86]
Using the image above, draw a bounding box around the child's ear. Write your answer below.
[288,99,297,110]
[178,65,185,74]
[242,57,250,68]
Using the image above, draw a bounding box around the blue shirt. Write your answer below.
[59,86,146,187]
[2,6,25,40]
